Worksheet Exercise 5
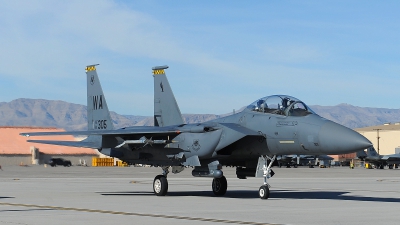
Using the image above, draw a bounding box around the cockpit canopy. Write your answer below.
[246,95,316,117]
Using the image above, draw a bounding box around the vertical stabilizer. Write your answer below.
[356,150,367,159]
[366,146,379,157]
[153,65,184,127]
[86,64,114,131]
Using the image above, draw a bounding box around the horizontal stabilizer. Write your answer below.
[27,140,101,149]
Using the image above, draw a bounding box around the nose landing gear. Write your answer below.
[257,155,276,199]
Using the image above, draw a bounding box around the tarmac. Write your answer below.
[0,165,399,225]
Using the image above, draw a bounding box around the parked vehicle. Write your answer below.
[48,158,72,167]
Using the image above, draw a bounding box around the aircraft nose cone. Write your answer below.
[319,121,372,154]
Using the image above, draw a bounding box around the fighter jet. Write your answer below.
[277,155,333,168]
[357,147,400,169]
[21,64,372,199]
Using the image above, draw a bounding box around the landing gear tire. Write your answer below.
[153,175,168,196]
[212,176,227,196]
[259,185,270,199]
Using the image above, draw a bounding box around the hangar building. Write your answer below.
[0,126,98,166]
[355,123,400,155]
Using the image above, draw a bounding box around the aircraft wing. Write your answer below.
[26,140,101,149]
[20,126,183,149]
[20,126,181,138]
[21,123,263,152]
[382,154,400,162]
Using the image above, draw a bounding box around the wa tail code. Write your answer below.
[93,95,103,110]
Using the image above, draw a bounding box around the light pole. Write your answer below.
[373,128,382,154]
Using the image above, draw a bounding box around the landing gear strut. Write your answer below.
[258,155,276,200]
[153,167,169,196]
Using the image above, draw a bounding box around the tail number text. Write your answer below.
[94,120,107,129]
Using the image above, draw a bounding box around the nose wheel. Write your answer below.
[212,176,227,196]
[259,185,270,199]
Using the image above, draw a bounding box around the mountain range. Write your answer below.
[1,98,400,131]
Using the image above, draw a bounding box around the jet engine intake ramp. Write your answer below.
[153,65,184,127]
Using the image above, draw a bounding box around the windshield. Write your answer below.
[245,95,315,116]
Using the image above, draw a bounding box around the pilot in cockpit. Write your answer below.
[256,99,267,112]
[282,98,290,109]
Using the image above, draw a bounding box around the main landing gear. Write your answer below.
[258,155,276,200]
[152,165,228,197]
[153,167,169,196]
[212,176,227,196]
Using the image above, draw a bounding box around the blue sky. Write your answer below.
[1,1,399,115]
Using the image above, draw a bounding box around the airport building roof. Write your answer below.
[0,126,97,155]
[355,123,400,132]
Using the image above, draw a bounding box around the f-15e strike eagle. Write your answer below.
[357,146,400,169]
[21,64,372,199]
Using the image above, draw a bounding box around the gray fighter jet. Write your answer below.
[357,147,400,169]
[21,64,372,199]
[277,155,333,168]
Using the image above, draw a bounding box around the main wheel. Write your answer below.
[259,185,270,199]
[153,175,168,196]
[212,176,227,196]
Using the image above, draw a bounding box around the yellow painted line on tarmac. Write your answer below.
[0,202,283,225]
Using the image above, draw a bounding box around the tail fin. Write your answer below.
[356,150,367,159]
[153,65,184,127]
[86,64,114,131]
[366,146,379,157]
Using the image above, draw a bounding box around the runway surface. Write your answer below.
[1,165,399,225]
